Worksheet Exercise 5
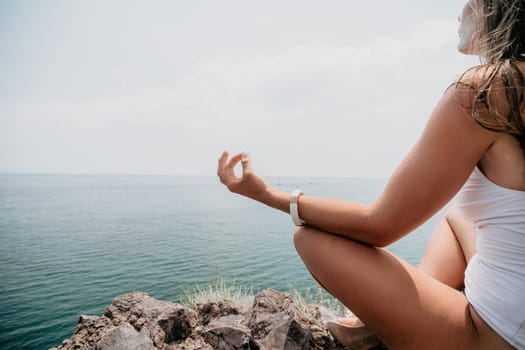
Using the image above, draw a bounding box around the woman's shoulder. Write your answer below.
[456,64,500,89]
[452,62,525,119]
[455,61,525,91]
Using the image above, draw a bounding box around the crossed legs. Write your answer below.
[293,207,513,349]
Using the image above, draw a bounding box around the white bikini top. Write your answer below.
[456,166,525,225]
[458,167,525,348]
[455,166,525,275]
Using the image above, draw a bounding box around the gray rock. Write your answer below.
[51,289,383,350]
[203,315,258,350]
[152,305,198,347]
[103,291,198,348]
[196,300,243,326]
[248,289,338,350]
[248,289,295,340]
[49,314,115,350]
[96,322,154,350]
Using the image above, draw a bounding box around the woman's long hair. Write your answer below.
[456,0,525,153]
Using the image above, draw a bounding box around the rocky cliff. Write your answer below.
[51,289,385,350]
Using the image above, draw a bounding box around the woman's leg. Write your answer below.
[337,205,476,326]
[293,226,512,350]
[418,206,477,288]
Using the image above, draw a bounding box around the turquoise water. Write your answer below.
[0,174,441,349]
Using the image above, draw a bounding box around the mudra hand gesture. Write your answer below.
[217,151,272,203]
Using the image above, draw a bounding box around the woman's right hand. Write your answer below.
[217,151,272,203]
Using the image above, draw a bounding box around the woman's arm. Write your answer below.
[217,85,497,247]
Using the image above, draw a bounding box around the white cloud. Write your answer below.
[0,19,477,176]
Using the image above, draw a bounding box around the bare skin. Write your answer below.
[418,206,477,289]
[218,83,522,349]
[217,2,524,348]
[338,205,476,328]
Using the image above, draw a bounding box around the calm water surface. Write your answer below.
[0,174,442,349]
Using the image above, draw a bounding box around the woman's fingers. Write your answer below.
[217,151,246,188]
[219,151,228,165]
[226,153,243,169]
[225,153,243,182]
[241,152,253,172]
[217,150,267,200]
[217,151,229,183]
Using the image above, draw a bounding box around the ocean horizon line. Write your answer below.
[0,171,388,180]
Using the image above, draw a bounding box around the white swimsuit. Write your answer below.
[456,166,525,349]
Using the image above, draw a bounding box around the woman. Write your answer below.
[217,0,525,348]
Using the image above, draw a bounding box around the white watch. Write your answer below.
[290,189,305,226]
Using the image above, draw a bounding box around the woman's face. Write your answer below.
[457,1,477,54]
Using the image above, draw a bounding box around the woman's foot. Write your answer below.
[338,316,365,327]
[326,315,382,350]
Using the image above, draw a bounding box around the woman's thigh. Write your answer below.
[418,206,477,288]
[446,206,477,262]
[293,226,511,350]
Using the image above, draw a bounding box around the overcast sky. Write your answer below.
[0,0,478,177]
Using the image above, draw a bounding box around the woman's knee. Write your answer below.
[293,226,322,258]
[293,226,309,254]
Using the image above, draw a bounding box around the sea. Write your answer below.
[0,174,444,349]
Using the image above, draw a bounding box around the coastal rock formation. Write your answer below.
[51,289,385,350]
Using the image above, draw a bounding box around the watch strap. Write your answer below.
[290,189,305,226]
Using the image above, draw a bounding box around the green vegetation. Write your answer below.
[288,283,345,314]
[178,278,344,313]
[179,278,255,309]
